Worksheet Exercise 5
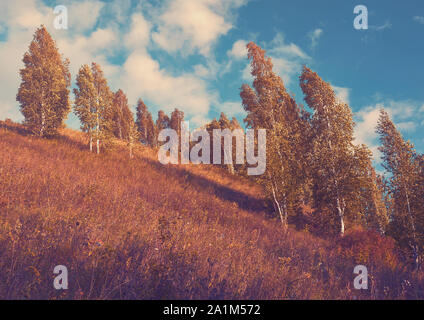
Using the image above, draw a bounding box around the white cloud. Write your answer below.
[66,1,105,33]
[0,0,54,122]
[413,16,424,24]
[354,99,424,162]
[269,33,309,60]
[238,33,309,87]
[242,63,252,81]
[267,33,310,86]
[152,0,246,57]
[120,52,215,127]
[332,85,351,105]
[355,106,381,161]
[370,21,392,31]
[219,101,246,118]
[308,28,323,49]
[124,13,151,50]
[228,39,248,59]
[55,27,121,82]
[0,0,238,129]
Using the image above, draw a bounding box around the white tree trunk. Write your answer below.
[40,107,46,137]
[89,133,93,152]
[336,196,345,236]
[271,178,287,229]
[96,111,100,154]
[404,181,419,270]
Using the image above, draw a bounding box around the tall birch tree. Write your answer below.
[377,109,423,268]
[17,25,71,137]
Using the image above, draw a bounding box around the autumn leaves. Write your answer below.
[17,26,71,137]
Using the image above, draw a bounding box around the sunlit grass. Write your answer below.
[0,120,422,299]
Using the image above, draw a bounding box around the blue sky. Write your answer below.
[0,0,423,163]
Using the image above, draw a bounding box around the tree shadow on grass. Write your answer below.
[141,156,271,216]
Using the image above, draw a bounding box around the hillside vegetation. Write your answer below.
[0,121,423,299]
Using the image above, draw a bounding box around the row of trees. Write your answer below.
[15,26,424,268]
[239,41,424,268]
[16,26,192,157]
[15,25,244,165]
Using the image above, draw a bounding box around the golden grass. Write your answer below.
[0,120,423,299]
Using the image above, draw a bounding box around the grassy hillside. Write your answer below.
[0,120,422,299]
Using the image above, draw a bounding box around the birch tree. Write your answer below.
[300,66,371,236]
[170,108,185,137]
[155,110,170,147]
[240,42,308,228]
[127,113,139,159]
[111,89,133,141]
[219,112,235,174]
[91,63,114,154]
[377,109,423,268]
[74,64,96,151]
[136,99,156,146]
[17,25,71,137]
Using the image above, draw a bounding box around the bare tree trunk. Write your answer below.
[40,107,46,137]
[270,177,287,229]
[96,111,100,154]
[403,181,419,270]
[89,131,93,152]
[336,197,345,236]
[335,182,345,236]
[271,185,285,228]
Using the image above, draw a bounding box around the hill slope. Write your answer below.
[0,121,421,299]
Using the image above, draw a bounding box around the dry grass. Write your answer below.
[0,120,423,299]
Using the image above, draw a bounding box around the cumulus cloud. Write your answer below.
[332,85,351,105]
[152,0,246,57]
[120,51,215,126]
[227,39,248,60]
[0,0,55,121]
[56,27,121,80]
[0,0,118,121]
[65,1,105,33]
[235,33,310,87]
[0,0,249,129]
[354,100,424,162]
[355,106,382,161]
[124,13,151,50]
[266,33,310,86]
[269,33,309,60]
[219,101,245,118]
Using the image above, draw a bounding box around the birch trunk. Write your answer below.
[336,196,345,236]
[96,111,100,154]
[403,181,419,270]
[40,104,46,137]
[89,131,93,152]
[270,176,287,229]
